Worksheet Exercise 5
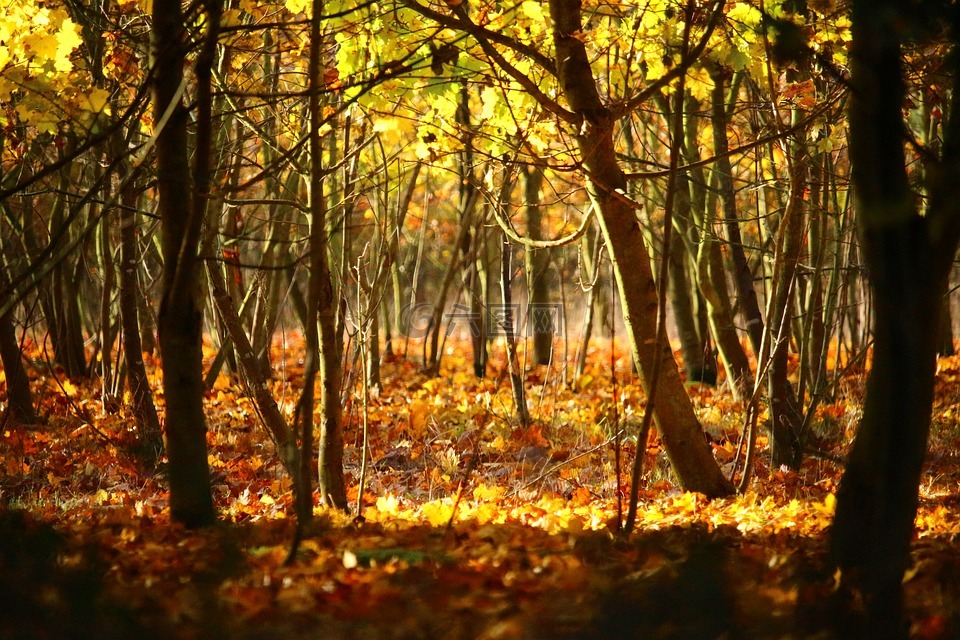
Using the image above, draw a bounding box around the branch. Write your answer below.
[613,0,726,118]
[402,0,577,123]
[399,0,557,76]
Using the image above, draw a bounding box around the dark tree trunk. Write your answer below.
[832,222,946,632]
[49,135,88,379]
[153,0,215,528]
[682,99,750,398]
[500,226,531,428]
[0,267,35,425]
[118,178,162,464]
[832,1,960,631]
[766,158,807,470]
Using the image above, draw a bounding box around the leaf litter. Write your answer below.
[2,338,960,638]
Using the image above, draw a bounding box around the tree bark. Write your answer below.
[523,166,553,365]
[309,0,347,509]
[710,69,766,356]
[766,155,807,470]
[832,0,960,631]
[0,266,35,425]
[118,178,162,464]
[548,0,732,497]
[153,0,215,528]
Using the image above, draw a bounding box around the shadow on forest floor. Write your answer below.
[2,505,959,640]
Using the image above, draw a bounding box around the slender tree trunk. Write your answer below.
[97,203,117,408]
[49,132,87,379]
[118,177,162,464]
[455,85,489,376]
[682,99,751,398]
[766,152,807,470]
[499,224,531,428]
[573,224,602,385]
[668,204,712,385]
[309,0,347,509]
[153,0,216,528]
[523,166,553,365]
[469,214,490,378]
[548,0,732,497]
[424,192,478,375]
[0,265,35,425]
[204,232,305,510]
[710,69,766,356]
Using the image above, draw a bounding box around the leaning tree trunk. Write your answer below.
[548,0,732,497]
[710,69,766,356]
[153,0,216,528]
[683,98,751,398]
[832,0,960,632]
[118,171,162,464]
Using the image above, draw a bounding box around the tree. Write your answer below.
[546,0,734,497]
[152,0,216,528]
[831,0,960,633]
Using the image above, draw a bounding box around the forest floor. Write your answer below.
[3,337,960,639]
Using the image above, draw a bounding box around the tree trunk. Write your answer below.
[49,133,88,379]
[832,224,946,632]
[523,166,553,365]
[682,99,750,398]
[499,225,531,428]
[766,155,807,470]
[153,0,215,528]
[668,209,712,385]
[710,70,766,356]
[548,0,732,497]
[573,224,602,385]
[832,1,960,630]
[309,0,347,509]
[0,265,35,425]
[118,176,162,464]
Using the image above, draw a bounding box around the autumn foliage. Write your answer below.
[2,336,960,638]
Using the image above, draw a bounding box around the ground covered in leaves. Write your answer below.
[3,338,960,638]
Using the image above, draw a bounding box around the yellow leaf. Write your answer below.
[473,483,506,502]
[55,18,82,73]
[285,0,310,14]
[420,500,454,527]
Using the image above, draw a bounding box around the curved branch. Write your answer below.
[491,190,595,248]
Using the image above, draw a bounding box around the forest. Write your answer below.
[3,0,960,637]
